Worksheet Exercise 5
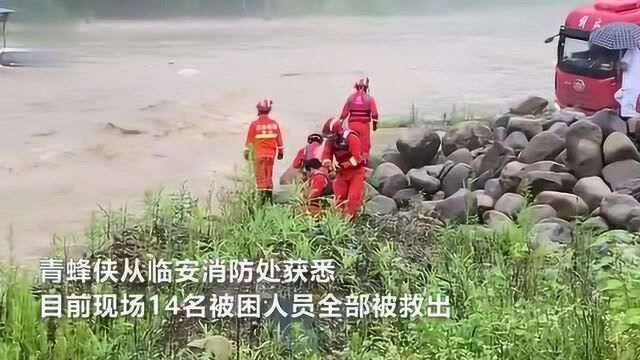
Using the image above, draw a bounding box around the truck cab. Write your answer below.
[551,0,640,114]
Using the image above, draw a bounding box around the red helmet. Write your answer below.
[354,76,369,90]
[322,117,343,138]
[256,98,273,114]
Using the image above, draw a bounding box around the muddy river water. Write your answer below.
[1,3,577,264]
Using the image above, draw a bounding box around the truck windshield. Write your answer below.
[559,36,621,79]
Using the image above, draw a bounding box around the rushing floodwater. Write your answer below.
[1,4,578,264]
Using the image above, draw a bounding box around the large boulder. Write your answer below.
[431,151,447,165]
[445,148,473,165]
[423,163,446,178]
[599,192,640,228]
[494,127,509,142]
[565,119,604,178]
[406,169,441,194]
[520,160,569,175]
[616,178,640,202]
[498,161,527,193]
[516,171,577,196]
[441,121,493,156]
[365,195,397,215]
[518,131,565,164]
[381,149,412,173]
[503,131,529,153]
[507,117,544,139]
[441,163,473,198]
[395,126,441,168]
[493,115,510,129]
[533,191,590,219]
[470,170,493,192]
[471,155,484,175]
[432,188,478,223]
[494,193,526,218]
[484,178,505,200]
[548,122,569,140]
[573,176,612,211]
[587,109,627,138]
[476,142,516,176]
[372,162,404,189]
[602,132,640,165]
[380,174,410,198]
[509,96,549,116]
[483,210,513,230]
[544,111,579,130]
[364,182,378,202]
[367,152,386,170]
[475,190,495,211]
[438,160,457,181]
[602,159,640,191]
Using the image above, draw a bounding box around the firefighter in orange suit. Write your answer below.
[293,133,332,216]
[339,76,379,165]
[321,117,366,220]
[244,98,284,204]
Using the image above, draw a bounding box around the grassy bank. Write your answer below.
[0,174,639,359]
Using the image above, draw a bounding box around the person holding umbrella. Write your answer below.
[590,22,640,119]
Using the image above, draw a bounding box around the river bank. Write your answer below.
[1,6,576,263]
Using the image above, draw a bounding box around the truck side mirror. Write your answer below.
[544,35,558,44]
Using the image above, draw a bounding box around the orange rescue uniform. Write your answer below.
[245,114,284,191]
[339,90,379,164]
[322,130,365,219]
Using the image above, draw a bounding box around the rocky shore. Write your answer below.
[280,96,640,252]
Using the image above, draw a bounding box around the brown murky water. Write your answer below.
[0,5,573,264]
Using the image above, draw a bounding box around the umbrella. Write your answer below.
[589,22,640,50]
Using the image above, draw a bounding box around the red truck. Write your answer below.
[547,0,640,114]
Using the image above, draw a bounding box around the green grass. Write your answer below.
[0,171,639,359]
[378,103,495,131]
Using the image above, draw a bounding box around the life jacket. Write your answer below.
[333,130,363,167]
[303,142,324,171]
[347,91,373,122]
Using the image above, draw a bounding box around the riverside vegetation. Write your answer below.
[1,96,640,359]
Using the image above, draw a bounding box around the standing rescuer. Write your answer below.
[244,98,284,204]
[293,134,332,216]
[339,76,379,165]
[321,117,365,220]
